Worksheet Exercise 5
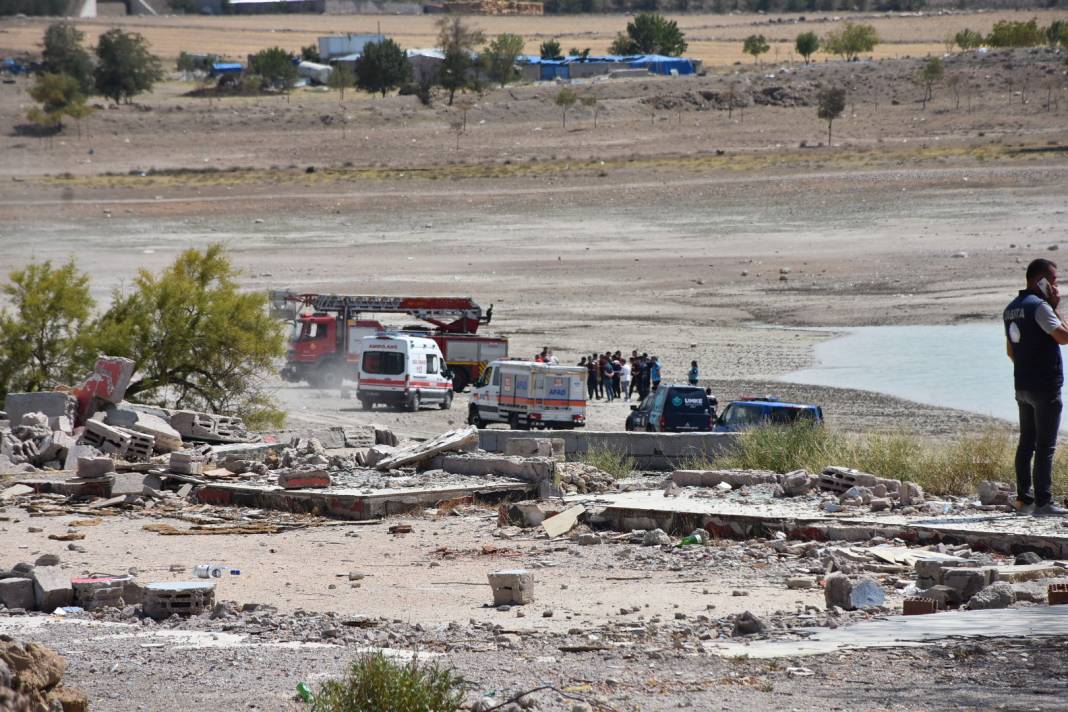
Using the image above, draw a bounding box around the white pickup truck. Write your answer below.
[467,360,586,430]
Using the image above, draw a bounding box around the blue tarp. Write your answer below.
[517,53,695,78]
[210,62,243,76]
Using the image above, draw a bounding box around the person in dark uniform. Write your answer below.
[1004,258,1068,516]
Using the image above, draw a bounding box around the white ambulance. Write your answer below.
[356,333,453,411]
[468,360,586,430]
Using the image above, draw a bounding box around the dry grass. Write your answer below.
[3,10,1064,65]
[713,423,1068,497]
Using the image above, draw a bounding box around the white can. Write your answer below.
[193,564,226,579]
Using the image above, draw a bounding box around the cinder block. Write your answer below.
[487,569,533,606]
[942,567,988,603]
[0,577,35,610]
[169,451,206,475]
[32,567,73,612]
[143,581,215,619]
[115,427,154,461]
[80,420,130,456]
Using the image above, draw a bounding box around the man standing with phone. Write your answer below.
[1004,258,1068,516]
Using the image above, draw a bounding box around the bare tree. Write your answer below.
[580,94,600,128]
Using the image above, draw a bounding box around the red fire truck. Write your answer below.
[272,292,508,392]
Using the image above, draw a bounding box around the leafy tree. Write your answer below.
[743,34,770,64]
[568,47,591,59]
[42,23,94,95]
[249,47,297,91]
[795,31,819,64]
[26,72,90,132]
[437,16,484,106]
[0,261,96,401]
[817,87,846,146]
[986,19,1045,48]
[94,29,164,104]
[1047,20,1068,49]
[554,86,577,129]
[608,13,687,57]
[355,39,411,97]
[580,94,600,128]
[919,56,943,109]
[954,28,984,50]
[483,33,524,88]
[822,22,879,62]
[300,44,321,62]
[327,64,355,101]
[540,38,563,60]
[92,245,286,427]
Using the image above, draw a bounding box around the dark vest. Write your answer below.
[1004,290,1063,392]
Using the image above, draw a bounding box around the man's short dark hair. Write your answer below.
[1027,258,1057,283]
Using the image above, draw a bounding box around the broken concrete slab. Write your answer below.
[277,469,331,489]
[436,453,555,484]
[3,393,77,429]
[32,567,73,612]
[110,472,150,496]
[128,411,182,453]
[541,504,585,539]
[504,438,565,461]
[707,606,1068,659]
[375,426,479,471]
[0,484,34,500]
[994,563,1064,582]
[965,581,1016,610]
[671,469,779,489]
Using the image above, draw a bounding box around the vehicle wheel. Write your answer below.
[439,391,453,410]
[359,397,373,411]
[509,413,524,430]
[451,369,468,393]
[468,406,483,428]
[318,368,342,390]
[406,392,420,412]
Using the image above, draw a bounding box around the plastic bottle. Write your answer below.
[296,682,313,703]
[193,564,241,579]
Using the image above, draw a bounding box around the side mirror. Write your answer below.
[630,405,638,411]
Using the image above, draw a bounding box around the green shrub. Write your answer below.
[578,446,635,479]
[713,423,1068,497]
[986,19,1046,48]
[311,651,465,712]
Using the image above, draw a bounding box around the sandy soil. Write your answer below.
[3,10,1063,64]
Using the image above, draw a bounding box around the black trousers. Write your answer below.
[1015,388,1062,507]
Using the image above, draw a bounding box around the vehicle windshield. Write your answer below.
[665,388,709,411]
[721,403,767,427]
[362,351,405,375]
[296,321,328,342]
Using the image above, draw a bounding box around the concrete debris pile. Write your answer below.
[0,558,143,614]
[0,639,88,712]
[1,355,258,478]
[818,466,925,510]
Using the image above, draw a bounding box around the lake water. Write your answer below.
[782,324,1019,424]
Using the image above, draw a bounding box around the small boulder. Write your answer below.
[781,470,812,497]
[642,528,671,547]
[823,572,853,610]
[965,581,1016,610]
[732,611,766,636]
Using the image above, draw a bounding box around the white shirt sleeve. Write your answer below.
[1035,301,1062,335]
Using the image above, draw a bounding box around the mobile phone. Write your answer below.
[1038,278,1052,299]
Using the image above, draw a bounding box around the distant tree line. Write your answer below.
[0,0,68,15]
[955,18,1068,50]
[541,0,931,13]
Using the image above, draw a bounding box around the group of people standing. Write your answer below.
[579,351,664,403]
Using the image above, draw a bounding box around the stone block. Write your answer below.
[917,585,961,609]
[942,567,988,603]
[487,569,533,606]
[32,567,73,612]
[72,577,126,610]
[505,438,553,458]
[64,445,100,472]
[0,577,35,610]
[3,393,77,428]
[915,559,944,588]
[77,456,114,478]
[781,470,812,497]
[82,356,136,405]
[900,481,925,506]
[824,572,853,610]
[110,472,149,496]
[869,497,892,512]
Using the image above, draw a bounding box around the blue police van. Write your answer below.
[713,397,823,432]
